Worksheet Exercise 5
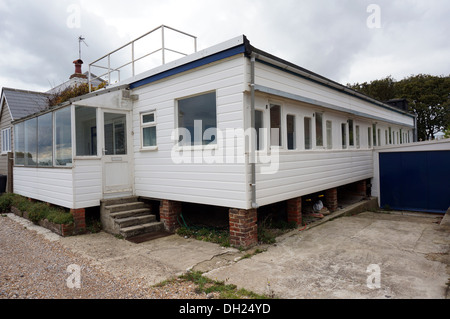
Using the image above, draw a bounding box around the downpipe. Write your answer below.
[250,53,258,209]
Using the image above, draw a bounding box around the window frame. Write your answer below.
[140,110,158,151]
[1,127,11,154]
[175,90,217,148]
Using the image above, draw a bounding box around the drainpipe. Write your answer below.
[250,53,258,209]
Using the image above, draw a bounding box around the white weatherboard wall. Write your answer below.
[248,59,414,208]
[254,61,415,128]
[132,55,249,209]
[14,159,103,210]
[14,167,74,208]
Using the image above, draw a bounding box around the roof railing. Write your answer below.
[88,25,197,92]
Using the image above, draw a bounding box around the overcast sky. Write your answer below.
[1,0,449,93]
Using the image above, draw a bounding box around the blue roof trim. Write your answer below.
[129,44,246,89]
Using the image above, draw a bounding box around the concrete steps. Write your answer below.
[100,196,164,239]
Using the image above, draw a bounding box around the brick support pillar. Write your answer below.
[287,197,302,225]
[160,200,182,233]
[356,180,367,197]
[70,208,86,233]
[229,208,258,248]
[325,188,338,212]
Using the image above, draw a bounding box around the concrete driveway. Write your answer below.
[56,207,449,299]
[204,211,449,299]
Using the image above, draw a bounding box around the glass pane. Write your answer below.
[142,113,154,123]
[326,120,332,149]
[304,117,311,150]
[38,113,53,166]
[356,126,360,148]
[341,123,347,149]
[287,115,295,150]
[55,107,72,166]
[315,113,323,147]
[104,113,127,155]
[255,110,264,151]
[143,126,157,147]
[348,119,354,146]
[178,92,216,145]
[25,118,37,166]
[76,106,97,156]
[270,105,281,146]
[14,122,25,165]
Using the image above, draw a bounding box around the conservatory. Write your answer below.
[13,87,133,210]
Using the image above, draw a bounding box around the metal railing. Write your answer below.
[88,25,197,92]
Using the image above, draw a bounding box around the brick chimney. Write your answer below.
[70,59,87,79]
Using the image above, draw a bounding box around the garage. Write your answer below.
[379,149,450,213]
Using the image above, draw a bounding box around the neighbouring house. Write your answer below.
[0,87,51,192]
[10,27,417,247]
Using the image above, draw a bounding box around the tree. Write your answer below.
[348,74,450,141]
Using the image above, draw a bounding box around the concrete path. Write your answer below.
[55,209,449,299]
[205,211,450,299]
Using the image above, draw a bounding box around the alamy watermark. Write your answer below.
[367,4,381,29]
[366,264,381,289]
[66,3,81,29]
[66,264,81,289]
[170,123,280,174]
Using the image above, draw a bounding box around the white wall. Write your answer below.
[13,167,74,208]
[132,55,250,209]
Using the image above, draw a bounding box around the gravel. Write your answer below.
[0,214,212,299]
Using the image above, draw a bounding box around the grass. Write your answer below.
[169,271,271,299]
[0,193,73,225]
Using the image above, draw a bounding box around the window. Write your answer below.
[177,91,216,146]
[270,105,281,147]
[255,110,264,151]
[326,120,332,149]
[55,107,72,166]
[75,106,97,156]
[372,124,377,146]
[341,123,347,149]
[104,113,126,155]
[141,111,157,148]
[14,122,25,165]
[356,125,360,148]
[368,127,372,148]
[286,115,296,150]
[304,117,312,150]
[1,128,11,153]
[348,119,354,147]
[315,112,323,147]
[25,118,37,166]
[37,113,53,166]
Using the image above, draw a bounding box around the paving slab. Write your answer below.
[205,211,450,299]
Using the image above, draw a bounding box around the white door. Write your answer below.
[102,111,132,196]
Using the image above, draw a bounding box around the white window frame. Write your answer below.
[1,127,11,154]
[140,110,157,151]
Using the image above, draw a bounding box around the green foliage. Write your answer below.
[48,82,107,107]
[0,193,73,225]
[348,74,450,141]
[177,271,270,299]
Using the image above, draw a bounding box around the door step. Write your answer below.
[100,196,164,239]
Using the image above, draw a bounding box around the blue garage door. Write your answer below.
[379,151,450,213]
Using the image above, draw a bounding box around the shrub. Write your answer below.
[0,193,73,225]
